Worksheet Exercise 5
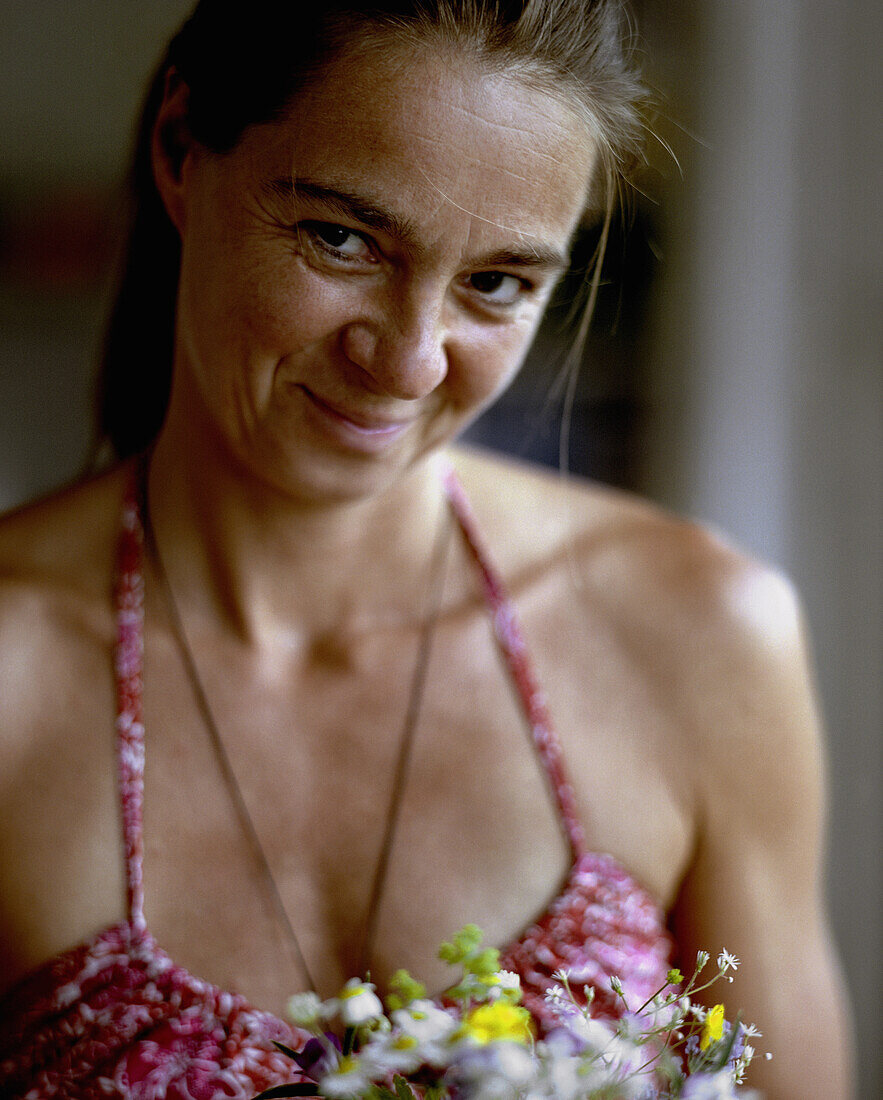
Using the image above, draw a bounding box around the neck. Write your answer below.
[145,430,450,648]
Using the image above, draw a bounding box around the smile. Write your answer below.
[299,386,415,452]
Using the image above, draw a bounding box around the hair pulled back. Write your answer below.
[97,0,645,459]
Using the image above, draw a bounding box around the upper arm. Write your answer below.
[669,563,854,1098]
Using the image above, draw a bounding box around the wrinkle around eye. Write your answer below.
[298,221,378,264]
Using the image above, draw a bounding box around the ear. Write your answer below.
[151,68,197,236]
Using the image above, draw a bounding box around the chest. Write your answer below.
[137,606,575,1005]
[135,590,690,1012]
[4,569,691,1014]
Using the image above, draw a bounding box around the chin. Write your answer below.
[233,437,432,508]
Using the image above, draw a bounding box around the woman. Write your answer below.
[0,1,851,1097]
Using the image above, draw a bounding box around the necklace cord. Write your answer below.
[138,457,452,994]
[358,507,454,974]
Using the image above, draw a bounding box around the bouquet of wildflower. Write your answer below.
[256,927,767,1100]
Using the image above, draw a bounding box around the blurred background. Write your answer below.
[1,2,879,1092]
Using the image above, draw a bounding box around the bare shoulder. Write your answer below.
[0,470,131,984]
[0,466,128,764]
[0,465,128,589]
[447,441,788,617]
[447,444,821,800]
[446,443,678,579]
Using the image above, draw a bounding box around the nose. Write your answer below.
[340,289,448,401]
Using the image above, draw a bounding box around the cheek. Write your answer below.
[450,318,541,411]
[182,230,337,376]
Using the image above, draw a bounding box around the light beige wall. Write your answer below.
[643,3,881,1094]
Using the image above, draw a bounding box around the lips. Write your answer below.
[299,386,415,451]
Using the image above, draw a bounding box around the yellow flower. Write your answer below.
[459,1002,534,1045]
[700,1003,726,1050]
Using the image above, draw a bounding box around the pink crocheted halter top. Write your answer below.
[0,466,674,1100]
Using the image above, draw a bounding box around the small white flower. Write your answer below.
[388,1000,459,1069]
[562,1010,617,1053]
[550,1058,620,1099]
[680,1069,742,1098]
[742,1022,762,1039]
[543,984,569,1013]
[285,991,323,1028]
[717,949,740,974]
[552,968,572,983]
[600,1034,645,1075]
[360,1031,424,1076]
[614,1012,647,1045]
[453,1041,536,1098]
[335,978,384,1026]
[696,950,710,971]
[538,1051,601,1100]
[392,1000,458,1046]
[609,975,624,997]
[497,970,522,992]
[319,1055,372,1098]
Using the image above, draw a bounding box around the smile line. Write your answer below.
[301,388,414,436]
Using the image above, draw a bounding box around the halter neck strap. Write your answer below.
[442,463,586,861]
[110,458,586,926]
[113,465,147,930]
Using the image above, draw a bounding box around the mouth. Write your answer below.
[299,387,415,451]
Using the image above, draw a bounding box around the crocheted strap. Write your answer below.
[442,464,586,861]
[112,466,147,930]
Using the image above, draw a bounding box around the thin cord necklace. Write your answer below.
[138,458,454,994]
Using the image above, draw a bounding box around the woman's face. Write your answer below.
[162,41,596,502]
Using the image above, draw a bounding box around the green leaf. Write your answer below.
[438,924,484,965]
[393,1074,418,1100]
[438,941,461,965]
[467,947,500,977]
[386,968,427,1011]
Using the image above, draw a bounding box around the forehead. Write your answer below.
[243,41,596,256]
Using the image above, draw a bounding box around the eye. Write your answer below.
[466,271,529,306]
[298,221,376,264]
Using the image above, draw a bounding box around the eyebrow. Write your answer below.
[266,177,419,248]
[265,177,569,273]
[477,245,569,274]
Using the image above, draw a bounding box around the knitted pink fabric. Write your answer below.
[0,468,673,1098]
